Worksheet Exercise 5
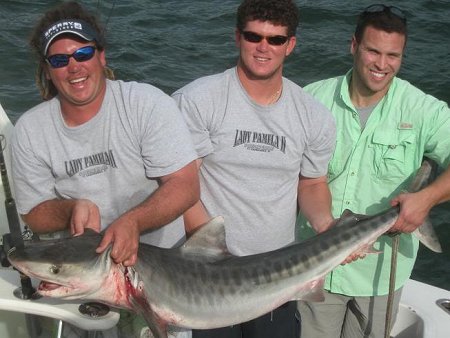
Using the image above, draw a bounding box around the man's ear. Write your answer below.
[285,36,296,57]
[235,28,242,48]
[350,35,358,56]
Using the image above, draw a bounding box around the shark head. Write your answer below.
[7,230,127,305]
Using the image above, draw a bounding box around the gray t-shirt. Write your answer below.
[173,68,336,255]
[12,80,197,247]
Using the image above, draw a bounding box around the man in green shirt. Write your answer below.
[298,4,450,338]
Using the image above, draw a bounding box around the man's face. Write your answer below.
[236,20,296,81]
[351,25,405,99]
[45,36,106,109]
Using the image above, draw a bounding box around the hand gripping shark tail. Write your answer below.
[406,159,441,252]
[335,158,441,254]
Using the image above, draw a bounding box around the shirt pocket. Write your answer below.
[371,129,416,180]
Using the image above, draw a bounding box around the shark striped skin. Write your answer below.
[7,161,441,338]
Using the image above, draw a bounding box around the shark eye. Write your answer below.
[50,265,60,274]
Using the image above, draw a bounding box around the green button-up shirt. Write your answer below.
[298,70,450,296]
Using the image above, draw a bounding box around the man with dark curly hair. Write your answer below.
[173,0,336,337]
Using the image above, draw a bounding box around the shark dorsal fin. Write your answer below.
[335,209,369,227]
[181,216,231,261]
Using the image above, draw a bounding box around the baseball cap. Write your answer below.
[41,19,98,55]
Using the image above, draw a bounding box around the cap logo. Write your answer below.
[44,21,84,39]
[41,19,98,55]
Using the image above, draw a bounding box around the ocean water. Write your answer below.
[0,0,448,290]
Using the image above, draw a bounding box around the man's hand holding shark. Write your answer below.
[390,166,450,233]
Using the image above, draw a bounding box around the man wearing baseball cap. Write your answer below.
[41,19,98,55]
[11,2,198,336]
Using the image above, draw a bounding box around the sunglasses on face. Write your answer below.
[46,45,97,69]
[241,31,289,46]
[364,4,406,21]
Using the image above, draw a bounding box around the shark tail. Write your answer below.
[408,158,442,252]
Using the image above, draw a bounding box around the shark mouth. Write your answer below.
[38,281,63,292]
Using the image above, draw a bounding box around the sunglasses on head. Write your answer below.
[46,45,97,69]
[241,31,289,46]
[363,4,406,20]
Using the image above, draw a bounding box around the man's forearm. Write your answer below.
[183,201,210,235]
[298,176,334,233]
[118,161,200,233]
[22,199,76,233]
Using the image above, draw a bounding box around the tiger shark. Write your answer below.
[7,160,441,338]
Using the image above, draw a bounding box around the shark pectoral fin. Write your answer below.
[138,310,168,338]
[181,216,233,262]
[130,297,168,338]
[414,218,442,253]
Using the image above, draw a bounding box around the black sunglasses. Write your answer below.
[46,46,97,68]
[241,31,289,46]
[364,4,406,21]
